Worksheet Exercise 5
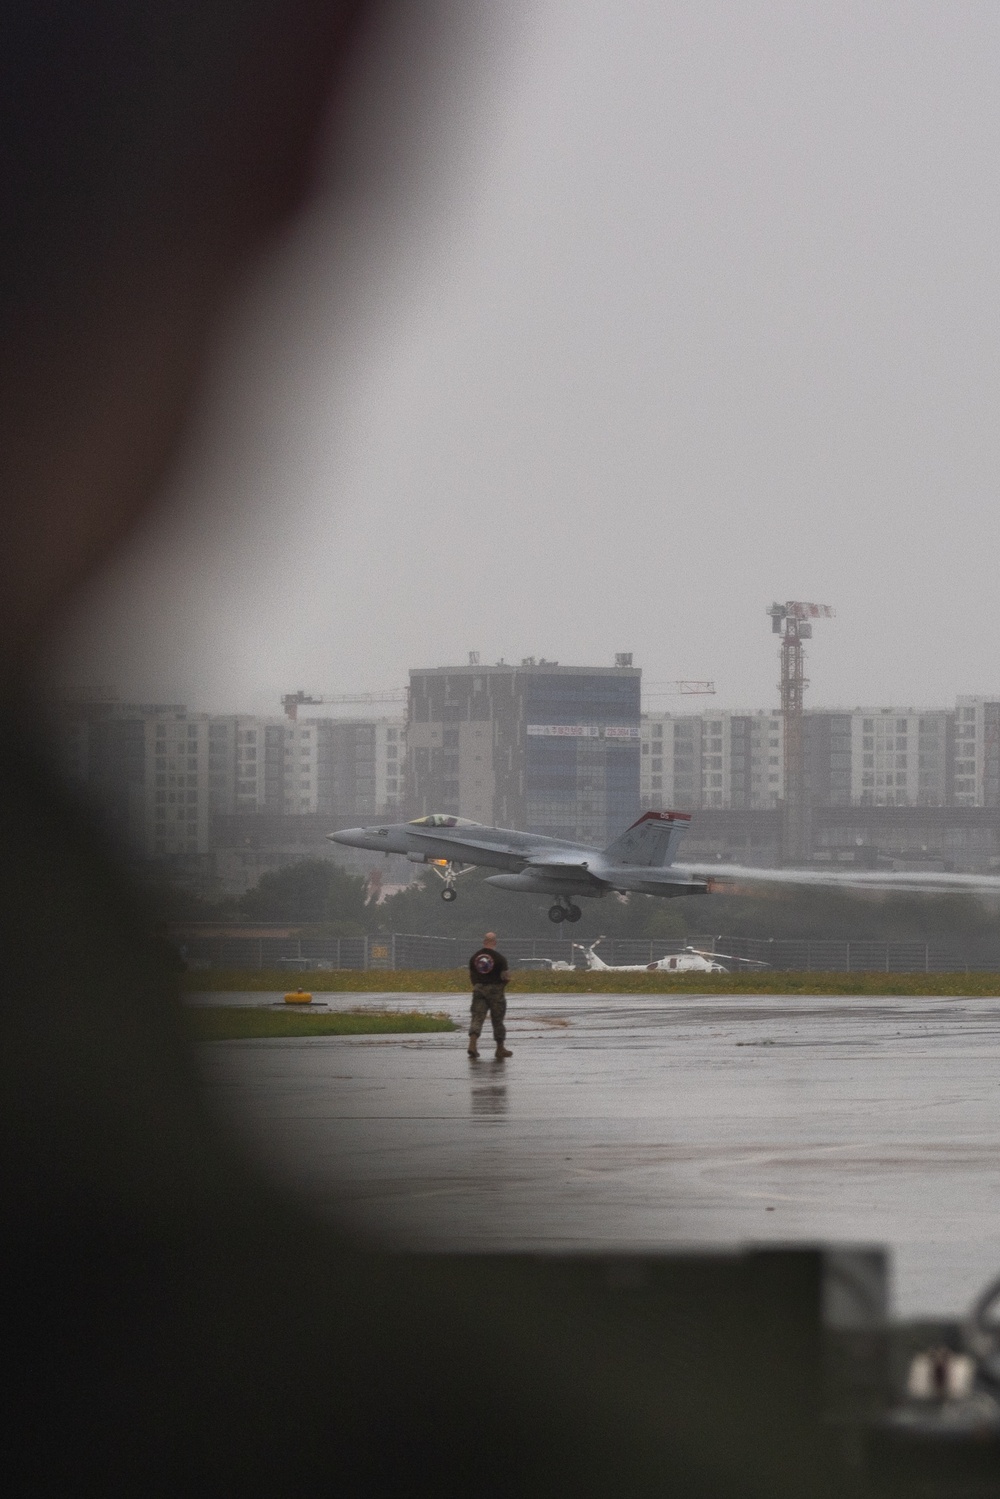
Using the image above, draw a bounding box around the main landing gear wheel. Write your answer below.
[564,904,582,922]
[441,887,457,902]
[548,904,565,923]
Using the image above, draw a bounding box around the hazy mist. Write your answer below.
[48,0,1000,717]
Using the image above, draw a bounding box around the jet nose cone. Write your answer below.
[328,827,365,846]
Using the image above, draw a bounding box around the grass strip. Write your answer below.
[189,1007,456,1042]
[184,969,474,993]
[182,968,1000,998]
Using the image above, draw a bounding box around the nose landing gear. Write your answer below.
[548,900,582,924]
[430,860,470,902]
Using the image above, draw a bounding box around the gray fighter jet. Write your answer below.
[329,809,706,923]
[330,809,1000,923]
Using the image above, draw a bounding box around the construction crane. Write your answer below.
[282,689,407,721]
[643,680,716,699]
[765,602,835,865]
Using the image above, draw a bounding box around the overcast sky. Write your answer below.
[49,0,1000,718]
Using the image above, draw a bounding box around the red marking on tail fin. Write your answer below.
[627,809,692,827]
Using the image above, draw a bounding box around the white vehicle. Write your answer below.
[573,939,734,974]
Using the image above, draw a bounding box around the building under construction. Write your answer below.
[407,656,642,847]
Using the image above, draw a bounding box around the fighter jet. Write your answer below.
[330,810,706,922]
[330,808,1000,923]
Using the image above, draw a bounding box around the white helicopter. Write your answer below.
[572,939,767,975]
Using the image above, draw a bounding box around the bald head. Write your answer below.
[483,932,497,948]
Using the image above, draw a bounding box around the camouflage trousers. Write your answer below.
[469,984,507,1044]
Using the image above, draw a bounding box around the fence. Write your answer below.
[178,932,1000,974]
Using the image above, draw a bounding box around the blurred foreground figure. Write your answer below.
[0,5,841,1494]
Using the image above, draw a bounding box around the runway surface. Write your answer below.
[194,990,1000,1317]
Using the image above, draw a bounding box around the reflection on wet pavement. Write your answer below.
[470,1076,509,1118]
[196,990,1000,1318]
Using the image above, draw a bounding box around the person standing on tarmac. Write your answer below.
[467,932,513,1060]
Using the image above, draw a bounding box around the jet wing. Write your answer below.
[521,855,604,883]
[676,861,1000,898]
[525,854,594,870]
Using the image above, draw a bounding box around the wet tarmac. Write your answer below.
[194,991,1000,1318]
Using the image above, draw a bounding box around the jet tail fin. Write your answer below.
[602,810,691,868]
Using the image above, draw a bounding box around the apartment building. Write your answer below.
[408,658,641,846]
[953,697,1000,808]
[62,706,220,858]
[311,718,406,820]
[149,711,211,855]
[849,709,951,807]
[54,699,200,856]
[377,720,406,810]
[641,701,1000,812]
[57,702,407,866]
[204,716,286,815]
[641,712,784,811]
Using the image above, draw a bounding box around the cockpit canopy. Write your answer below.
[409,814,481,828]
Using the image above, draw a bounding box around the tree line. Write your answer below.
[151,858,1000,947]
